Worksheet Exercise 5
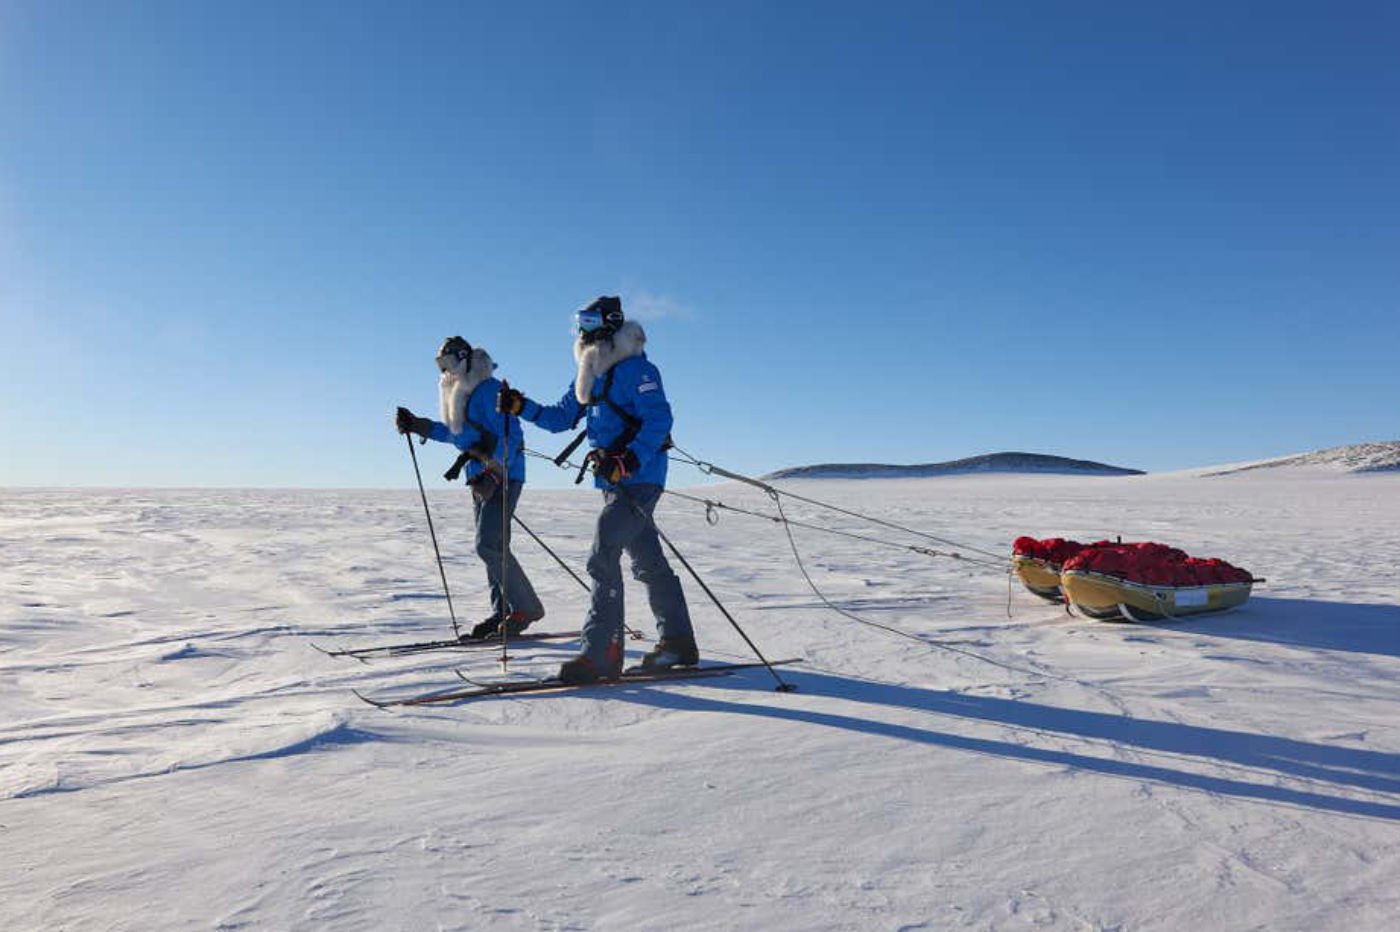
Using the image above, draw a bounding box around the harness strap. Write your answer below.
[551,365,672,470]
[553,429,589,467]
[598,366,672,453]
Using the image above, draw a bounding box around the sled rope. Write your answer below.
[525,446,1044,681]
[667,446,1009,562]
[523,448,1006,572]
[661,488,1009,572]
[763,489,1047,680]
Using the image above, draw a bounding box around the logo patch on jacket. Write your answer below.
[638,379,659,394]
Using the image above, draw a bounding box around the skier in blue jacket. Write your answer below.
[498,297,697,684]
[396,336,544,641]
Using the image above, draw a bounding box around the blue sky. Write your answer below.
[2,0,1396,488]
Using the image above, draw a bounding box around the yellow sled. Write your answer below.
[1060,570,1254,622]
[1012,555,1065,602]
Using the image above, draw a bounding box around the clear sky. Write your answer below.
[2,0,1397,489]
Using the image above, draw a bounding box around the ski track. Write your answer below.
[2,474,1400,930]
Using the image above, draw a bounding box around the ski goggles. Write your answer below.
[436,351,466,371]
[575,308,607,335]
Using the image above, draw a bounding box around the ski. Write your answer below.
[312,629,582,660]
[354,657,803,708]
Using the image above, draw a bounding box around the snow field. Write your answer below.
[2,471,1400,930]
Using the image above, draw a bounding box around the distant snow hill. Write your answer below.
[1202,440,1400,476]
[763,452,1144,480]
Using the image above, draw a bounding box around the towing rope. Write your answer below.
[667,445,1010,562]
[661,487,1010,572]
[522,446,1057,680]
[761,488,1053,679]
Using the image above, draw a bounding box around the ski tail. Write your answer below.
[313,629,583,660]
[357,658,803,708]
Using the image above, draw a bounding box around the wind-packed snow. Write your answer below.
[3,469,1400,930]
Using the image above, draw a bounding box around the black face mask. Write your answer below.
[578,327,615,347]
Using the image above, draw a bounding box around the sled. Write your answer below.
[1060,569,1254,622]
[1011,555,1066,602]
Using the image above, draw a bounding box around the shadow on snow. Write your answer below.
[607,668,1400,822]
[1124,596,1400,660]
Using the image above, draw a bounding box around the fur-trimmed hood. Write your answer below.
[573,321,646,404]
[439,346,496,434]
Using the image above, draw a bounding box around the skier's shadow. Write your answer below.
[616,669,1400,821]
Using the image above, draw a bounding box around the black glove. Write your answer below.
[590,448,640,484]
[468,469,500,503]
[497,385,527,416]
[395,406,433,439]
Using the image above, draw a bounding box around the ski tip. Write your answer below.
[313,642,371,663]
[351,689,393,710]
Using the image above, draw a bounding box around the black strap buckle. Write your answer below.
[443,450,473,482]
[555,428,589,467]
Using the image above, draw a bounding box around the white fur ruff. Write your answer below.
[573,321,646,404]
[439,347,495,435]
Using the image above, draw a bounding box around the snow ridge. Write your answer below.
[1204,440,1400,476]
[764,451,1143,480]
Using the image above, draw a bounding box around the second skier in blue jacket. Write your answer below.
[396,336,544,641]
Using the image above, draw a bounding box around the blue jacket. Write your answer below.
[427,376,527,484]
[522,354,672,489]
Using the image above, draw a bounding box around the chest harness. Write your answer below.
[557,367,673,484]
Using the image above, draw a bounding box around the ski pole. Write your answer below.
[511,513,644,641]
[612,484,795,692]
[499,387,513,666]
[512,514,588,591]
[405,433,461,640]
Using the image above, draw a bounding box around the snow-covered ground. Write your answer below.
[3,469,1400,931]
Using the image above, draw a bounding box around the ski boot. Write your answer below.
[501,609,544,636]
[636,637,700,671]
[557,643,623,685]
[466,610,544,641]
[464,614,501,641]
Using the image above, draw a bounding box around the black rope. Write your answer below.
[668,445,1009,562]
[765,490,1050,680]
[662,488,1009,573]
[526,448,1007,573]
[526,446,1045,680]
